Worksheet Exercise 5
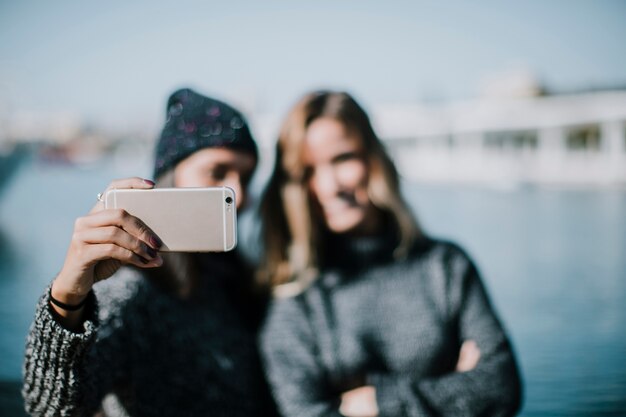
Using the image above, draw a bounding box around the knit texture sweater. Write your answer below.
[260,235,522,417]
[22,253,276,417]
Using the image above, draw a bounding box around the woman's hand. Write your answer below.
[339,386,378,417]
[456,340,481,372]
[51,178,163,326]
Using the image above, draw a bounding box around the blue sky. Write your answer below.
[1,0,625,130]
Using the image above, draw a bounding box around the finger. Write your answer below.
[339,386,378,417]
[107,177,156,190]
[76,209,163,250]
[457,340,481,372]
[76,226,162,264]
[466,341,481,363]
[86,243,162,269]
[89,177,156,214]
[462,340,480,358]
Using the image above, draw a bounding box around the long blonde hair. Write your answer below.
[259,91,420,291]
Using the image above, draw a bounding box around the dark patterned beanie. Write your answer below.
[153,88,258,179]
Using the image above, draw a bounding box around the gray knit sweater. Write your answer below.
[22,253,276,417]
[260,236,522,417]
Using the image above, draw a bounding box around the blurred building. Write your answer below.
[372,77,626,187]
[0,109,155,170]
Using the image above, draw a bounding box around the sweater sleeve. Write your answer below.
[370,247,523,417]
[22,283,131,417]
[260,296,343,417]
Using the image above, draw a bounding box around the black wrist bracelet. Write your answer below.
[48,286,91,311]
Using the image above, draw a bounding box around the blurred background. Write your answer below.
[1,1,625,415]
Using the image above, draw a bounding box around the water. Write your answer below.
[1,156,625,416]
[404,184,626,416]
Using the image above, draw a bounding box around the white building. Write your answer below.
[372,90,626,187]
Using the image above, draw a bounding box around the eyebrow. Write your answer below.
[212,161,255,177]
[331,151,359,163]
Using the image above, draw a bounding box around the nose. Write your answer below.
[311,166,339,200]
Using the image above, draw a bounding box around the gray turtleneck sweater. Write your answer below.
[260,237,522,417]
[22,253,276,417]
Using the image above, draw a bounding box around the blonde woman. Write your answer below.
[259,91,522,417]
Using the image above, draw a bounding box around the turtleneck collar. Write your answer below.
[320,225,400,273]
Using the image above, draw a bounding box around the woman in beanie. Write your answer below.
[258,90,522,417]
[22,88,277,417]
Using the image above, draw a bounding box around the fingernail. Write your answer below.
[147,247,157,258]
[139,256,149,264]
[153,256,163,266]
[143,179,155,186]
[150,235,163,249]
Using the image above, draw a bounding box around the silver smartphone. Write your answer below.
[104,187,237,252]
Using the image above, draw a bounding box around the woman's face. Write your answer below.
[174,148,256,209]
[303,117,378,235]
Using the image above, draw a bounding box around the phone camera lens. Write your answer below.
[225,196,233,204]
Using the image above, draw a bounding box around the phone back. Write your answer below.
[104,187,237,252]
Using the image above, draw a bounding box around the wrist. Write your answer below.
[49,286,91,311]
[51,279,91,305]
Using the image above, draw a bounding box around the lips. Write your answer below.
[319,195,358,216]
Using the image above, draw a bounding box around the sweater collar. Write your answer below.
[320,226,399,273]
